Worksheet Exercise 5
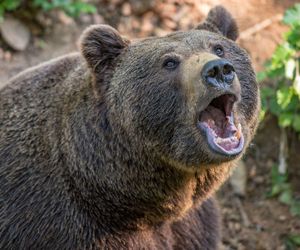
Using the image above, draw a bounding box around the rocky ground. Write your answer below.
[0,0,300,249]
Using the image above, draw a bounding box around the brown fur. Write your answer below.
[0,6,260,249]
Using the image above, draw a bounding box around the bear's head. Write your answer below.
[80,6,260,172]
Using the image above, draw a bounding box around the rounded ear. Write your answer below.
[196,6,239,41]
[80,24,130,72]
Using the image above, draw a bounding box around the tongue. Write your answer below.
[223,115,238,137]
[200,105,237,138]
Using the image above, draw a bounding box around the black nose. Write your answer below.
[202,59,235,87]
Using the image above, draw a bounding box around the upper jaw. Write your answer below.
[196,90,244,156]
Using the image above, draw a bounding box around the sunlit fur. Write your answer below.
[0,6,260,249]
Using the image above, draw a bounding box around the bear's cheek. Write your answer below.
[238,81,260,136]
[118,80,181,144]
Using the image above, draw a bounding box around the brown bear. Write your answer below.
[0,6,260,250]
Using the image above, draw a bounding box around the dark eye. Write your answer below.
[163,58,180,70]
[214,45,224,57]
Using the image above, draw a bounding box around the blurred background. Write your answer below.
[0,0,299,249]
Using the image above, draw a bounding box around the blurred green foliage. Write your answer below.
[259,4,300,133]
[0,0,96,20]
[33,0,96,17]
[261,6,300,244]
[268,165,300,217]
[0,0,21,19]
[285,234,300,250]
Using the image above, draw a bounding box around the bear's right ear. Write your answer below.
[80,25,130,73]
[196,6,239,41]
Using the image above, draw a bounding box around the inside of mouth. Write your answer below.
[199,94,242,151]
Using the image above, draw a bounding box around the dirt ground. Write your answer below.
[0,0,300,249]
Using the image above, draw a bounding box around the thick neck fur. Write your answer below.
[61,73,232,234]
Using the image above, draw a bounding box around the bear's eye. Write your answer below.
[213,45,225,57]
[163,58,180,70]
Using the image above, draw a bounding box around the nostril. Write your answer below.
[207,66,219,78]
[223,63,235,85]
[223,64,234,75]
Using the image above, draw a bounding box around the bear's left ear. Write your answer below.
[80,24,130,73]
[196,6,239,41]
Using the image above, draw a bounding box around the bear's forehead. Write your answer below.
[130,30,230,55]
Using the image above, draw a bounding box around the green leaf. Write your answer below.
[259,109,266,121]
[271,165,288,184]
[267,67,285,79]
[59,2,96,17]
[279,189,293,204]
[294,75,300,97]
[32,0,97,17]
[277,87,294,109]
[0,0,21,15]
[283,3,300,27]
[285,234,300,250]
[279,113,294,127]
[286,27,300,50]
[261,87,275,98]
[4,0,21,10]
[73,2,96,13]
[288,234,300,245]
[33,0,52,11]
[257,71,267,82]
[285,95,300,113]
[292,115,300,132]
[269,98,281,116]
[290,201,300,216]
[285,58,296,79]
[271,43,294,70]
[269,184,282,197]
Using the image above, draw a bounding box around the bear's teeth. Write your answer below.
[215,135,239,144]
[207,119,215,127]
[235,123,242,139]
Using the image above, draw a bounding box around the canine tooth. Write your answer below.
[235,123,242,139]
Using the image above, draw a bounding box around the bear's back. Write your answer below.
[0,53,96,249]
[0,53,85,166]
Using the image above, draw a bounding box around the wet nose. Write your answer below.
[202,59,235,87]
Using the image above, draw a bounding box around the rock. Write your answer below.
[163,18,177,30]
[57,11,75,26]
[230,160,247,197]
[0,17,30,51]
[0,48,3,59]
[122,3,132,16]
[3,51,12,61]
[141,12,155,34]
[154,28,170,37]
[278,215,286,221]
[254,176,264,184]
[79,14,93,24]
[36,12,53,28]
[195,3,212,16]
[129,0,155,15]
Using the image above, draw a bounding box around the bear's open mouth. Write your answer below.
[197,94,244,156]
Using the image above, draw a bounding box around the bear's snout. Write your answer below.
[201,59,235,88]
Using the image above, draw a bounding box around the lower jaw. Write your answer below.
[207,131,244,156]
[198,123,245,156]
